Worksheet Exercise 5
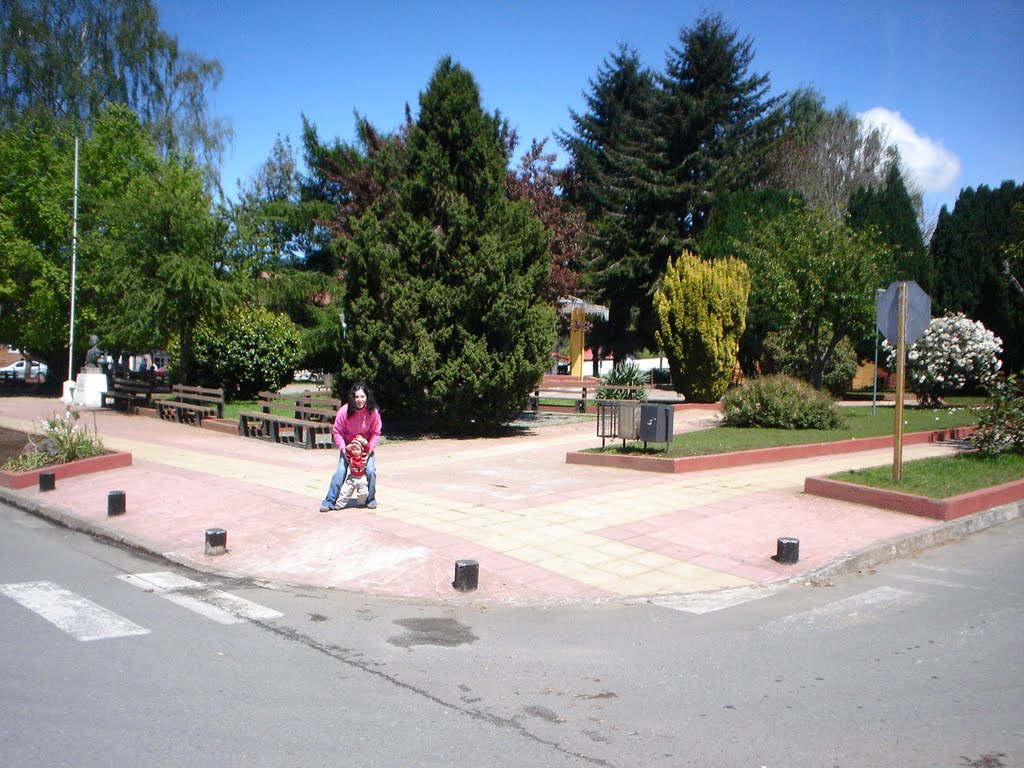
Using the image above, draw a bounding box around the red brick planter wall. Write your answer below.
[804,475,1024,521]
[0,450,132,490]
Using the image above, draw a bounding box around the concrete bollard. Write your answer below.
[39,472,56,492]
[452,559,479,592]
[772,537,799,564]
[205,527,227,556]
[107,490,126,516]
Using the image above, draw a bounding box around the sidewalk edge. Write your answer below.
[4,486,1021,603]
[0,486,251,583]
[799,500,1024,583]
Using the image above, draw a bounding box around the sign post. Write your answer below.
[892,284,908,480]
[876,280,932,482]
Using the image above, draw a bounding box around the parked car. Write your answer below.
[0,360,48,379]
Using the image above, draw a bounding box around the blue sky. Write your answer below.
[158,0,1023,224]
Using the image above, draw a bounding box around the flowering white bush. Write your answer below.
[883,312,1002,405]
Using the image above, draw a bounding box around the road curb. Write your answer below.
[800,499,1024,583]
[0,486,251,584]
[5,484,1022,601]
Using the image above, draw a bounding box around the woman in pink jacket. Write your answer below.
[320,382,382,512]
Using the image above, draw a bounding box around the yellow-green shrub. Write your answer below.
[654,251,750,402]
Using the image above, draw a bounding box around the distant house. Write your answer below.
[0,344,23,368]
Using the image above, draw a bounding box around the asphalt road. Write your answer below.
[2,501,1021,767]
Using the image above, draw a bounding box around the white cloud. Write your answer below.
[858,107,961,194]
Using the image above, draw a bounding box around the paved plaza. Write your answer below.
[0,395,1013,603]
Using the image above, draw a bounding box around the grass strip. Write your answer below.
[223,399,343,423]
[830,451,1024,498]
[222,400,256,421]
[601,405,979,458]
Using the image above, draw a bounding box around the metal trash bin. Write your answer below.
[597,400,643,447]
[639,404,673,444]
[617,401,641,440]
[596,401,619,445]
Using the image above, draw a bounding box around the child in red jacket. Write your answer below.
[322,441,369,511]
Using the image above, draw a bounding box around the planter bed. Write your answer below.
[566,426,975,474]
[0,450,133,490]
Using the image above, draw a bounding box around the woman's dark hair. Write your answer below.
[349,382,377,412]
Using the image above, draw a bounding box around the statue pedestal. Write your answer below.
[72,369,108,408]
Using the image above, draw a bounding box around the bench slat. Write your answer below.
[156,384,225,422]
[238,394,339,449]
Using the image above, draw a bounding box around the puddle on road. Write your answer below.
[388,617,478,648]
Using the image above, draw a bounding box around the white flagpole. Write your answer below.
[65,137,79,392]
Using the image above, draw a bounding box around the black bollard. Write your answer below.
[39,472,56,492]
[772,537,799,564]
[205,527,227,555]
[107,490,126,516]
[452,559,479,592]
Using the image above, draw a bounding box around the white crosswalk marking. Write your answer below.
[895,574,968,589]
[117,571,283,625]
[763,586,924,633]
[654,584,781,614]
[0,581,150,642]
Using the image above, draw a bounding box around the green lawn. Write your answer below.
[604,405,980,458]
[222,400,257,421]
[600,400,1024,500]
[222,398,339,421]
[832,451,1024,498]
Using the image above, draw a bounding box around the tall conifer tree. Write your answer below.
[930,181,1024,370]
[558,47,662,361]
[560,15,779,361]
[848,163,930,289]
[339,58,554,432]
[656,13,781,240]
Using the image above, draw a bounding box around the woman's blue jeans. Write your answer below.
[322,451,376,507]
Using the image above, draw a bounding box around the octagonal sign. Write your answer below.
[876,280,931,346]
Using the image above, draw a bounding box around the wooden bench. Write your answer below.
[238,391,342,449]
[155,384,225,426]
[527,376,648,414]
[102,376,169,413]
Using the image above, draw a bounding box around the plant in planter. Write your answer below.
[2,410,105,472]
[597,362,649,401]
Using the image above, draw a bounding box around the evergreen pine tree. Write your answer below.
[559,15,779,362]
[558,46,663,361]
[559,45,659,220]
[930,181,1024,370]
[657,13,781,240]
[848,162,930,289]
[339,58,554,433]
